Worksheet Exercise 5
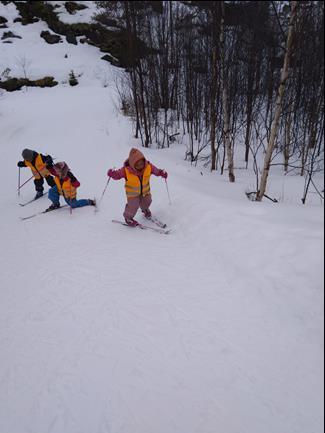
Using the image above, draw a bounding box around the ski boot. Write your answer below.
[45,203,60,212]
[125,217,139,227]
[142,208,152,219]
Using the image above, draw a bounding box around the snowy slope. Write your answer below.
[0,3,324,433]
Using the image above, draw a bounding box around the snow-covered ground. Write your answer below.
[0,3,324,433]
[52,1,98,25]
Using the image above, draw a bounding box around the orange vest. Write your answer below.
[25,154,50,180]
[54,176,77,199]
[125,165,151,199]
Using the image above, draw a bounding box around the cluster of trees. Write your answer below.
[95,1,324,202]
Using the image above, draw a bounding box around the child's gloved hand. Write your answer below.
[17,161,25,167]
[107,169,114,178]
[160,170,168,179]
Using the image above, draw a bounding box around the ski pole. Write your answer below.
[17,174,34,192]
[165,179,172,205]
[98,176,111,206]
[69,184,72,215]
[18,167,21,196]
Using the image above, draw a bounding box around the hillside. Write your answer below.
[0,2,324,433]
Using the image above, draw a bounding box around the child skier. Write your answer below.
[46,162,95,211]
[17,148,55,199]
[107,148,168,226]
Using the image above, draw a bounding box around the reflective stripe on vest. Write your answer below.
[125,165,151,199]
[25,154,50,179]
[54,177,77,199]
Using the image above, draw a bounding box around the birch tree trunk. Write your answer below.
[256,1,297,201]
[284,110,292,172]
[220,1,235,183]
[210,3,219,171]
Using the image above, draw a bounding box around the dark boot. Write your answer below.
[34,191,44,200]
[125,217,139,227]
[142,208,152,219]
[45,203,60,212]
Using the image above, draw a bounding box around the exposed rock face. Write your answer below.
[5,0,145,68]
[40,30,62,44]
[12,0,138,68]
[65,2,88,15]
[1,31,22,40]
[0,77,58,92]
[101,54,119,67]
[66,31,77,45]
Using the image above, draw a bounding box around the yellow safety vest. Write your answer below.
[25,154,50,180]
[125,165,151,199]
[54,177,77,200]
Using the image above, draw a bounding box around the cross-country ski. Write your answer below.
[19,191,48,207]
[20,204,69,220]
[144,214,168,229]
[112,219,171,235]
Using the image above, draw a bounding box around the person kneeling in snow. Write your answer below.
[107,148,168,226]
[17,148,56,199]
[46,162,95,211]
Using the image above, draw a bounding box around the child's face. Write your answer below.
[135,158,145,171]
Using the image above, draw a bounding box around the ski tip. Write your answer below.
[112,219,171,234]
[20,215,34,221]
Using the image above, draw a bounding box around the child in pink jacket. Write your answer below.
[107,148,168,226]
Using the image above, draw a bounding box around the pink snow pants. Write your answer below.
[123,194,152,219]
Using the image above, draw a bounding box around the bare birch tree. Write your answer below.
[256,1,298,201]
[220,1,235,182]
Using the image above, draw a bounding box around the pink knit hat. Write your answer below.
[54,161,69,178]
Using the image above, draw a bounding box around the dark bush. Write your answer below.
[68,70,78,86]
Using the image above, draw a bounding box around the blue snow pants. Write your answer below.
[48,186,90,208]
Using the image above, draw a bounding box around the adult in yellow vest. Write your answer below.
[17,148,55,199]
[46,162,96,211]
[107,148,168,226]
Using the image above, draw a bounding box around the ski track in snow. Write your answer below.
[1,168,323,433]
[0,3,324,433]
